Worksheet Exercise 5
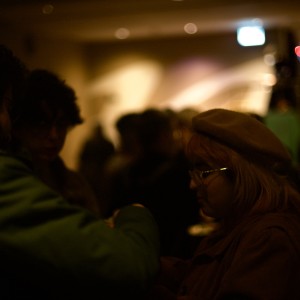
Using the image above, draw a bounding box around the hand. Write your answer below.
[104,203,145,228]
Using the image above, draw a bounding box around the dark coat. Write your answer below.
[150,213,300,300]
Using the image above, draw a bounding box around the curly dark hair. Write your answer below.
[13,69,83,127]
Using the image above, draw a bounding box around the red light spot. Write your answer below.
[295,46,300,57]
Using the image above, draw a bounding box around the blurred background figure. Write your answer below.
[172,107,200,152]
[100,111,141,218]
[78,122,115,216]
[264,86,300,166]
[105,107,200,258]
[12,69,100,215]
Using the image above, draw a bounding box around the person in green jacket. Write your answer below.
[0,44,160,299]
[12,68,101,216]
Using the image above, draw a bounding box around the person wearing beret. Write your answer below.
[0,44,160,299]
[146,108,300,300]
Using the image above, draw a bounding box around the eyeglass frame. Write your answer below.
[189,167,228,185]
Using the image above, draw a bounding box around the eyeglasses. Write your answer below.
[189,167,228,185]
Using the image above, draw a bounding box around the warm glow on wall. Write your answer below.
[87,58,163,143]
[163,58,273,115]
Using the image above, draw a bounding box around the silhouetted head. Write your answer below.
[0,44,28,148]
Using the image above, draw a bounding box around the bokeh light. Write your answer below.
[295,46,300,61]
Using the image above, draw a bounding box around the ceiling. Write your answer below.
[1,0,299,43]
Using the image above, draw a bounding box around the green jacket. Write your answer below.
[0,151,160,299]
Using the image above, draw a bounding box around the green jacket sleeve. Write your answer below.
[0,153,160,298]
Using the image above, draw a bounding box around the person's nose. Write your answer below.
[47,125,60,140]
[189,178,198,190]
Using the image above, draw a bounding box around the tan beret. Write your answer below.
[192,108,292,168]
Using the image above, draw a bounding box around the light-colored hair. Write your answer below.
[185,133,300,223]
